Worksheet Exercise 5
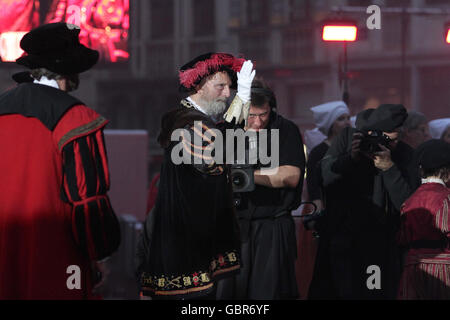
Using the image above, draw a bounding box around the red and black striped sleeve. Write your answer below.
[53,105,120,261]
[61,129,120,261]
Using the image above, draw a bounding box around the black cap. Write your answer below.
[415,139,450,171]
[362,104,407,132]
[355,108,375,130]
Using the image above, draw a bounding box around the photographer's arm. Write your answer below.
[382,165,413,211]
[374,145,414,211]
[254,165,301,188]
[322,127,359,186]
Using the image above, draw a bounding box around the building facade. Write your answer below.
[1,0,450,176]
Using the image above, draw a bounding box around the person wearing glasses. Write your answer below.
[217,79,306,300]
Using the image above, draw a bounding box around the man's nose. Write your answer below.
[222,86,230,98]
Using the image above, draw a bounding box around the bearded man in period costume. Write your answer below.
[136,53,256,299]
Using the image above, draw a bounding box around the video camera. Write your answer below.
[230,164,255,193]
[230,133,258,193]
[358,130,392,154]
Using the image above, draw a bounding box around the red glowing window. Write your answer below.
[0,0,130,63]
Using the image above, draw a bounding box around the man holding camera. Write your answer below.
[217,79,306,300]
[321,104,418,299]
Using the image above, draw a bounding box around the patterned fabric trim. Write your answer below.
[405,253,450,266]
[181,99,194,110]
[141,250,240,296]
[58,116,108,150]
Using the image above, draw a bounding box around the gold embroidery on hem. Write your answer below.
[143,282,214,296]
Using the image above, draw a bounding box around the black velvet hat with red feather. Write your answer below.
[179,52,245,93]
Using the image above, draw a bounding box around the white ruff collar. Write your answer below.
[421,177,446,186]
[33,76,60,89]
[186,96,207,115]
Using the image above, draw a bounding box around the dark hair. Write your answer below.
[30,68,63,81]
[251,78,277,110]
[421,165,450,181]
[30,68,79,91]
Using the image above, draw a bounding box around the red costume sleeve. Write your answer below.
[54,105,121,261]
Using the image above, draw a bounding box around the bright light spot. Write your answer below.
[0,32,26,62]
[322,26,357,42]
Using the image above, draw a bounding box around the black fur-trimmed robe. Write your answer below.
[137,99,241,299]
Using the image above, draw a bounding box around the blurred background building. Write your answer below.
[1,0,450,180]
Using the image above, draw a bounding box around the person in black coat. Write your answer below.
[320,104,419,299]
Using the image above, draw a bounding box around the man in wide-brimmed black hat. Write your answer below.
[0,23,120,299]
[136,52,255,300]
[319,103,420,300]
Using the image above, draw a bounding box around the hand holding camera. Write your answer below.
[373,144,394,171]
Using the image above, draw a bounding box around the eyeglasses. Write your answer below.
[248,111,269,119]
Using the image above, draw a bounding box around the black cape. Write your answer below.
[136,100,241,299]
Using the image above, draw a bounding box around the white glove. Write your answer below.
[236,60,256,104]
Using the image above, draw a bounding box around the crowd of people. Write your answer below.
[0,22,449,300]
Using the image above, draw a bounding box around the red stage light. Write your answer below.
[444,22,450,44]
[322,25,358,42]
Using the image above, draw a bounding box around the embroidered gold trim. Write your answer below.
[143,282,214,296]
[58,116,107,150]
[141,250,240,295]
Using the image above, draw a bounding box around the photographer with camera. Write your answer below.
[217,79,306,300]
[321,104,419,299]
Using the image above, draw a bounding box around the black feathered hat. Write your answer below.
[178,52,245,93]
[415,139,450,171]
[16,23,99,75]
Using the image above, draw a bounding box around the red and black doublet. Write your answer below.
[0,83,120,299]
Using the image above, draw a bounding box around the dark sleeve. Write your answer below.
[381,164,415,211]
[321,127,356,187]
[61,129,121,261]
[278,120,306,170]
[306,144,327,201]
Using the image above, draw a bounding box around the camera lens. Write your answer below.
[232,172,244,186]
